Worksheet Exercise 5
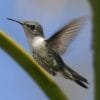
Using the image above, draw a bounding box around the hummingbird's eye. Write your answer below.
[30,25,35,30]
[26,24,35,30]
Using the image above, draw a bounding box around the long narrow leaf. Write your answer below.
[0,31,67,100]
[89,0,100,100]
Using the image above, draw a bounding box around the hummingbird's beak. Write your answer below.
[7,18,24,25]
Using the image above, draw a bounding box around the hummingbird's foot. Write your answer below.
[52,71,56,76]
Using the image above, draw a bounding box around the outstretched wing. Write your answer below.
[47,17,87,55]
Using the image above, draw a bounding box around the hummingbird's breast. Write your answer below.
[32,37,46,49]
[31,36,48,56]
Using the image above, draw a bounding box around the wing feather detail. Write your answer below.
[47,17,88,55]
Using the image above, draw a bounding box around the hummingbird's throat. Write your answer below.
[32,36,46,49]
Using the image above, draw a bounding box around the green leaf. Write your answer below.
[89,0,100,100]
[0,31,67,100]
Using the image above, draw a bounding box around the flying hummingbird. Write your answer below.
[7,17,89,88]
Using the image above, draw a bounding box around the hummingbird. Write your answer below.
[7,17,89,88]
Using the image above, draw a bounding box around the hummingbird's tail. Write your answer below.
[61,64,89,89]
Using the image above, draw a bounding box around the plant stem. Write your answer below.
[89,0,100,100]
[0,31,67,100]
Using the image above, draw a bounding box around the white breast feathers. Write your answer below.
[32,37,46,49]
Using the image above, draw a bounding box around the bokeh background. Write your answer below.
[0,0,93,100]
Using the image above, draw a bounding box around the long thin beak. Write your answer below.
[7,18,24,25]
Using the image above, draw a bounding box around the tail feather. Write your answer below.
[75,80,88,89]
[62,65,89,89]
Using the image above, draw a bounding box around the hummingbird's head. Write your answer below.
[7,18,44,37]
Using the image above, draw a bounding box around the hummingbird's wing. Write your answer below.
[47,17,87,55]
